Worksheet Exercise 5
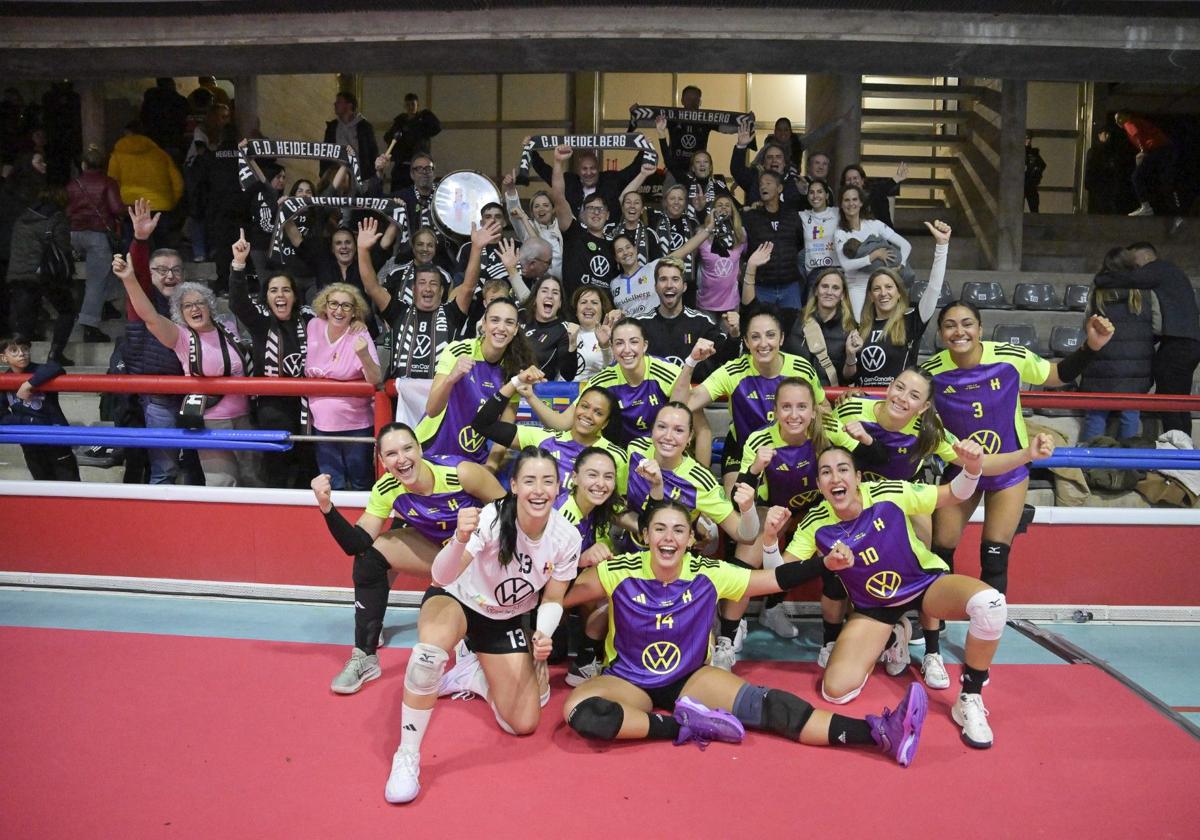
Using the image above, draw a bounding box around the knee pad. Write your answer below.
[403,642,449,696]
[821,566,847,600]
[762,689,815,741]
[352,546,391,588]
[932,544,956,574]
[965,588,1007,641]
[980,541,1011,594]
[821,673,868,705]
[567,696,624,741]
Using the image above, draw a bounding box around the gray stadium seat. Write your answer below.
[993,323,1038,352]
[961,281,1012,310]
[909,278,955,311]
[1064,284,1090,312]
[1014,283,1064,311]
[1049,325,1084,357]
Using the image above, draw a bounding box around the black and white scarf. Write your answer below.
[517,133,657,185]
[238,138,362,192]
[388,304,452,380]
[627,105,754,135]
[272,195,409,258]
[604,220,655,267]
[652,208,698,274]
[186,322,251,412]
[259,306,312,425]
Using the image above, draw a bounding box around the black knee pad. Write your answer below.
[763,689,815,741]
[980,541,1010,595]
[352,546,390,588]
[932,544,956,575]
[567,696,624,741]
[821,566,847,600]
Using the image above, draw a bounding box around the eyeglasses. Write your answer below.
[180,301,208,311]
[411,165,435,173]
[326,301,354,312]
[584,205,607,214]
[151,266,184,277]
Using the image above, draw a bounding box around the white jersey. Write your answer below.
[445,503,581,619]
[573,328,607,382]
[610,259,661,318]
[800,206,839,271]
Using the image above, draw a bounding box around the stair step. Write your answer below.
[861,154,960,168]
[862,83,985,101]
[862,108,970,123]
[900,178,954,190]
[860,132,965,146]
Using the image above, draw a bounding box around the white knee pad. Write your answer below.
[492,703,516,735]
[821,673,868,705]
[404,642,449,695]
[965,588,1007,641]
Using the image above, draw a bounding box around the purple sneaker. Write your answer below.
[866,682,928,767]
[673,696,745,749]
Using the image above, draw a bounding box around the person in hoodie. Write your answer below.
[322,91,378,180]
[0,334,80,480]
[107,121,183,249]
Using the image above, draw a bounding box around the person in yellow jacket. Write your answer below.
[108,121,183,247]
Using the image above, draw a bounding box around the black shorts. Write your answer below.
[423,586,530,655]
[720,429,742,475]
[853,584,934,626]
[637,671,695,710]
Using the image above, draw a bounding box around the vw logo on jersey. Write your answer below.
[789,490,820,509]
[641,641,682,674]
[458,426,485,453]
[589,255,611,277]
[968,429,1002,455]
[713,256,735,276]
[859,345,886,372]
[495,577,536,606]
[664,355,685,367]
[865,570,901,599]
[680,134,697,150]
[413,334,432,356]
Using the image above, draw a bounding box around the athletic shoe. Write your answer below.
[921,653,951,690]
[330,648,381,695]
[437,651,488,700]
[817,641,835,669]
[867,682,928,767]
[906,611,925,647]
[1128,203,1154,217]
[565,657,603,687]
[952,692,993,749]
[759,603,799,639]
[535,660,550,708]
[1170,216,1185,235]
[711,636,737,671]
[672,696,745,748]
[384,747,421,803]
[880,617,912,676]
[731,618,748,653]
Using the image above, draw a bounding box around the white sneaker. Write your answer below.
[565,657,603,687]
[1128,203,1154,217]
[711,636,737,671]
[732,618,748,653]
[952,692,993,749]
[880,617,912,677]
[921,652,951,689]
[330,648,381,695]
[384,748,421,803]
[817,641,834,669]
[437,652,488,700]
[759,603,799,639]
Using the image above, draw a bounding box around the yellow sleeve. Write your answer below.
[701,361,735,401]
[364,478,397,519]
[784,519,819,560]
[789,355,826,405]
[1017,345,1053,386]
[695,470,735,522]
[904,482,939,516]
[711,560,752,601]
[434,341,464,376]
[515,426,552,448]
[934,430,959,463]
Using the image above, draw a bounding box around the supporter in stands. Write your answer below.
[186,77,230,115]
[6,174,75,366]
[765,445,1006,750]
[731,123,805,208]
[67,144,125,345]
[0,334,80,481]
[528,136,646,218]
[454,202,510,285]
[783,266,859,387]
[551,148,618,300]
[835,185,910,319]
[1095,242,1200,437]
[1023,132,1047,214]
[503,174,562,281]
[114,252,260,487]
[193,125,244,295]
[140,78,189,163]
[571,288,616,382]
[799,178,838,283]
[694,192,746,321]
[108,121,183,250]
[519,274,578,381]
[923,301,1114,596]
[637,258,741,385]
[1079,247,1156,441]
[1114,111,1180,218]
[804,151,832,191]
[610,226,714,320]
[840,163,906,230]
[658,85,712,172]
[284,214,396,308]
[1084,128,1127,215]
[313,421,505,698]
[383,93,441,191]
[382,447,578,804]
[772,117,805,170]
[322,91,378,180]
[228,229,316,488]
[650,185,700,295]
[393,154,439,247]
[185,104,231,168]
[559,497,929,766]
[305,283,381,491]
[607,163,666,267]
[853,221,951,388]
[741,170,806,328]
[665,148,731,212]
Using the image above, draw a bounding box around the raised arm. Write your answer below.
[667,215,715,262]
[551,145,575,233]
[670,338,716,407]
[112,252,179,349]
[916,220,951,324]
[469,365,545,448]
[353,331,382,386]
[502,171,534,242]
[454,221,503,315]
[228,228,268,330]
[620,160,659,202]
[1042,314,1116,388]
[741,241,773,307]
[357,217,392,314]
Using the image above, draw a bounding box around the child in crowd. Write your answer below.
[0,335,80,481]
[842,235,915,286]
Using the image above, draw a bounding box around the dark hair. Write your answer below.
[523,275,565,322]
[807,177,831,197]
[818,445,859,473]
[1127,241,1157,256]
[336,90,358,110]
[482,297,535,378]
[404,92,419,103]
[610,317,646,341]
[637,497,692,535]
[571,285,613,322]
[654,400,694,436]
[840,164,867,185]
[743,306,783,339]
[480,202,504,218]
[758,169,784,188]
[837,185,873,229]
[576,385,616,433]
[494,446,560,567]
[582,192,607,209]
[572,446,620,543]
[259,270,298,308]
[376,421,418,448]
[894,367,948,463]
[412,263,444,284]
[937,298,982,329]
[2,334,32,351]
[681,85,702,99]
[775,377,828,451]
[81,144,106,171]
[1101,246,1137,274]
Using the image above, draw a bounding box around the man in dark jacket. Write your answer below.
[384,93,441,191]
[6,182,75,364]
[1,334,79,480]
[529,139,646,218]
[1024,133,1047,213]
[322,91,378,182]
[141,78,190,163]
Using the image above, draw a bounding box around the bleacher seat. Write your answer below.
[992,323,1038,352]
[961,281,1013,310]
[1014,283,1064,311]
[1049,325,1084,357]
[1064,284,1090,312]
[909,279,954,311]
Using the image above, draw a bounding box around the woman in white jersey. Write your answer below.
[383,446,581,805]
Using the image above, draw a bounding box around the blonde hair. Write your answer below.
[858,268,912,346]
[801,267,858,335]
[313,282,370,325]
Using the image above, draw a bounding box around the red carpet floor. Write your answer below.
[1,627,1197,839]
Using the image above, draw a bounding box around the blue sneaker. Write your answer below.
[673,696,745,749]
[866,682,928,767]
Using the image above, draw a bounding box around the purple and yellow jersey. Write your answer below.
[626,437,733,524]
[364,455,476,544]
[785,480,947,611]
[598,551,751,689]
[557,494,611,555]
[835,396,959,481]
[739,414,856,513]
[701,352,825,444]
[921,342,1051,489]
[583,356,681,444]
[417,339,518,464]
[515,425,629,503]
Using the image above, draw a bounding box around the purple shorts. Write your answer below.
[945,462,1029,494]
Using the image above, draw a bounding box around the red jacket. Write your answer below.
[1121,117,1170,153]
[67,170,125,233]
